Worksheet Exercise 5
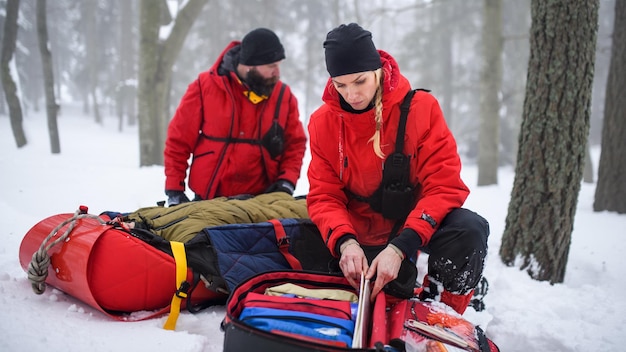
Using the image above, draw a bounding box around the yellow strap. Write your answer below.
[163,241,188,330]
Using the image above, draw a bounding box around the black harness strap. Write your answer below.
[202,136,262,144]
[273,84,287,121]
[386,89,416,238]
[348,89,416,204]
[396,89,414,155]
[345,89,423,239]
[201,84,287,146]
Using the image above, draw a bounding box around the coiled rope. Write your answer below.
[27,206,107,295]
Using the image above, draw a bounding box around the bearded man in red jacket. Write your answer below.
[164,28,307,206]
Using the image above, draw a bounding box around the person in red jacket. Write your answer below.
[164,28,307,206]
[307,23,489,314]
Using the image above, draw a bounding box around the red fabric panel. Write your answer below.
[243,292,353,321]
[88,230,176,312]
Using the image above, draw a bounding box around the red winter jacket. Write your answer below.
[306,50,469,257]
[164,41,307,200]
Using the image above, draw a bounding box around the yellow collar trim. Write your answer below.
[243,90,268,104]
[234,73,268,104]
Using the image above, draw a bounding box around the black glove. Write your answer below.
[264,179,295,195]
[390,228,423,260]
[165,190,190,207]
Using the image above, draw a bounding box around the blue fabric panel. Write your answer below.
[239,306,354,346]
[204,219,302,291]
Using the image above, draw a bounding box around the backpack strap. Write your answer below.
[273,83,287,122]
[163,241,190,330]
[386,89,423,237]
[346,89,418,203]
[394,89,416,153]
[269,219,303,270]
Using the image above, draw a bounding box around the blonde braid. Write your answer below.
[368,68,385,158]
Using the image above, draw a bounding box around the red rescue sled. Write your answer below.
[18,209,226,321]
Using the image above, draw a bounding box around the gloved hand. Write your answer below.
[165,190,190,207]
[264,179,295,195]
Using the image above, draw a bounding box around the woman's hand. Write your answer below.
[339,239,368,289]
[366,245,403,299]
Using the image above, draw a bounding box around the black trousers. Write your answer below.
[422,208,490,295]
[293,208,489,298]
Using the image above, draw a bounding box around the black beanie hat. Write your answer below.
[239,28,286,66]
[324,23,381,77]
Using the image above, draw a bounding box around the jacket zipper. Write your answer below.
[153,215,190,231]
[339,115,345,181]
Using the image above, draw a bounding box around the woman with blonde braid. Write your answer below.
[306,23,489,314]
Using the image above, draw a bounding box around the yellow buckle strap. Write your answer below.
[163,241,188,330]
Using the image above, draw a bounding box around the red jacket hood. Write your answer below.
[209,41,241,74]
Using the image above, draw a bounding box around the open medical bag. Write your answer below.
[222,270,500,352]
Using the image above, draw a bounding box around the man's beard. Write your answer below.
[246,69,278,97]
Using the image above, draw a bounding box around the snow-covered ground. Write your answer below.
[1,108,625,351]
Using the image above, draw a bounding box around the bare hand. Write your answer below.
[366,246,402,300]
[339,242,368,290]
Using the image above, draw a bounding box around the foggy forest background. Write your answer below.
[1,0,615,165]
[2,0,625,284]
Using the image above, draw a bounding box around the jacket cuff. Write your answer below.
[334,234,357,257]
[165,179,185,192]
[390,228,423,260]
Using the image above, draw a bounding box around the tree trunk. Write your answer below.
[1,0,27,148]
[583,144,594,183]
[137,0,162,166]
[501,0,531,167]
[594,0,626,213]
[137,0,209,166]
[436,3,454,130]
[83,0,101,124]
[478,0,503,186]
[90,88,102,124]
[36,0,60,154]
[589,0,616,145]
[499,0,599,284]
[117,0,136,130]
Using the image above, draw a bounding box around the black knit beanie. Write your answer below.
[324,23,381,77]
[239,28,286,66]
